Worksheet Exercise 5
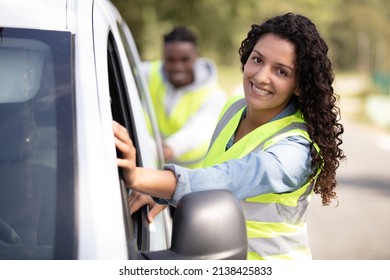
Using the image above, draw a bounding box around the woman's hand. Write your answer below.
[112,120,177,199]
[128,191,167,223]
[112,121,137,187]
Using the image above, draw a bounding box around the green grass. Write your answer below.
[217,65,243,97]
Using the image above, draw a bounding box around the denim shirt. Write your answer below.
[163,101,313,206]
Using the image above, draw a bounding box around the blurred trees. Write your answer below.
[111,0,390,73]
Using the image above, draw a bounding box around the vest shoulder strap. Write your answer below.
[208,96,246,151]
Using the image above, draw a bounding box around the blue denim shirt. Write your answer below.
[163,101,313,206]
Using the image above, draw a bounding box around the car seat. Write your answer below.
[0,40,56,249]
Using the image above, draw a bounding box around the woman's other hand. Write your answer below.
[128,191,167,223]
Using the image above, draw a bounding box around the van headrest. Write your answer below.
[0,38,50,103]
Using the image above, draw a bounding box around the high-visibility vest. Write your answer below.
[148,60,221,168]
[203,97,321,260]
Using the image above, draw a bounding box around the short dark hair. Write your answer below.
[163,26,197,46]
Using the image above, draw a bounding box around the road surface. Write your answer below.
[307,118,390,259]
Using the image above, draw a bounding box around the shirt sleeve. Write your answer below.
[163,135,313,206]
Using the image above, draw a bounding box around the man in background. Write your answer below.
[142,26,226,168]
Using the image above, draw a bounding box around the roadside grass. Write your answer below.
[217,65,243,97]
[335,72,390,133]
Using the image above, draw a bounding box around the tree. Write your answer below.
[112,0,390,72]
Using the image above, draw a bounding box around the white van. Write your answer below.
[0,0,247,259]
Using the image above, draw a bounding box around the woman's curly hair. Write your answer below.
[239,13,346,205]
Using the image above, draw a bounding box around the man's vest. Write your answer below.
[148,60,220,168]
[203,97,321,260]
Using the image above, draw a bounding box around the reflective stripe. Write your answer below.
[208,97,246,150]
[261,126,309,150]
[240,191,312,224]
[246,178,313,206]
[203,106,245,167]
[247,248,312,260]
[246,221,307,239]
[246,224,310,259]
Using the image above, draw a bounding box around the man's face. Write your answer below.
[163,41,197,88]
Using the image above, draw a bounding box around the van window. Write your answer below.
[107,32,150,254]
[0,28,75,260]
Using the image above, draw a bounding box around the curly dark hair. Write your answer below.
[239,13,346,205]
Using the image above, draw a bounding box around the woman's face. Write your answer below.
[243,33,299,119]
[163,41,197,88]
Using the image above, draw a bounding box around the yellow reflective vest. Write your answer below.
[148,60,221,168]
[203,97,321,260]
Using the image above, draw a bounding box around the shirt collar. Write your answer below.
[271,98,298,121]
[242,98,298,121]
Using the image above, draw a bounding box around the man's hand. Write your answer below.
[128,191,167,223]
[162,143,174,162]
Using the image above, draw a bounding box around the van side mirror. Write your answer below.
[142,190,247,260]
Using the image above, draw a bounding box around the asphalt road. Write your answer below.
[307,117,390,259]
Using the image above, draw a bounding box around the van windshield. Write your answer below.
[0,27,75,260]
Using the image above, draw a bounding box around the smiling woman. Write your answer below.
[114,12,346,260]
[0,0,248,261]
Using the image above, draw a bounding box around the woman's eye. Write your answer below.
[252,57,262,64]
[278,69,287,76]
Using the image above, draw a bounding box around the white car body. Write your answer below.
[0,0,247,260]
[0,0,170,259]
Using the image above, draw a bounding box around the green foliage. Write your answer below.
[111,0,390,72]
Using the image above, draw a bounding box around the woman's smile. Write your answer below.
[251,82,273,97]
